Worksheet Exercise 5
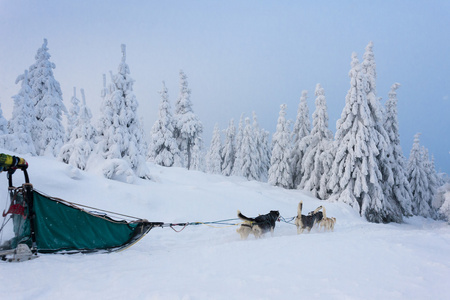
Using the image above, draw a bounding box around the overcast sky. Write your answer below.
[0,0,449,174]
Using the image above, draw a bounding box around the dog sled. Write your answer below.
[0,169,163,262]
[0,169,336,262]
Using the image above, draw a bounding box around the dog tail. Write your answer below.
[297,201,303,217]
[237,210,255,222]
[322,206,327,218]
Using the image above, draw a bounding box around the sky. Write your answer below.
[0,0,449,174]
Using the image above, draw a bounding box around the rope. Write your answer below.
[164,216,303,233]
[170,223,188,232]
[279,215,297,225]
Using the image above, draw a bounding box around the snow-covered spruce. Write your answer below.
[361,41,403,223]
[59,88,96,170]
[95,44,149,180]
[27,39,66,156]
[173,70,203,170]
[383,83,413,216]
[206,124,223,174]
[268,104,292,189]
[328,52,402,223]
[65,87,81,142]
[236,117,260,181]
[232,114,245,177]
[252,112,270,181]
[299,83,333,198]
[221,119,236,176]
[291,90,310,187]
[148,81,181,167]
[5,70,37,155]
[407,133,433,218]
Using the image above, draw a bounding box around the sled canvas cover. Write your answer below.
[5,172,161,254]
[32,191,153,253]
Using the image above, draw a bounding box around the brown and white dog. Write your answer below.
[295,201,323,234]
[319,206,336,232]
[236,220,254,240]
[236,210,280,239]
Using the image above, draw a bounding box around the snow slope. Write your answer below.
[1,151,449,300]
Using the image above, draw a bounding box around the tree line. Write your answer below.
[0,39,448,223]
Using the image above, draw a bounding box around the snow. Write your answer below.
[1,151,449,299]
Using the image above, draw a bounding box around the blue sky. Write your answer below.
[0,0,449,173]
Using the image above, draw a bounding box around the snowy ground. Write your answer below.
[1,151,449,300]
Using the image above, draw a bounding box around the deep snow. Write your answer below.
[1,151,449,300]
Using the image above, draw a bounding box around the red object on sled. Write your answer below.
[2,203,26,219]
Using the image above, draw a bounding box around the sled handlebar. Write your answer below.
[7,168,30,188]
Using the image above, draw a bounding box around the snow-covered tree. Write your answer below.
[236,117,259,180]
[0,104,9,144]
[384,83,413,216]
[96,44,149,180]
[407,133,432,217]
[148,82,181,167]
[438,181,450,222]
[221,119,236,176]
[232,114,245,177]
[423,149,439,218]
[260,129,272,182]
[173,70,203,170]
[28,38,66,156]
[291,90,310,187]
[252,112,265,181]
[206,124,223,174]
[362,41,403,222]
[329,52,402,223]
[66,87,81,142]
[190,141,205,172]
[7,70,37,155]
[299,84,333,198]
[268,104,292,188]
[59,89,96,170]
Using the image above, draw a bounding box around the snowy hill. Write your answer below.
[1,151,449,299]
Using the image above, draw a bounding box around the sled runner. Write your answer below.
[0,169,163,261]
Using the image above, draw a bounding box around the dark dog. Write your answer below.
[237,210,280,238]
[295,201,323,234]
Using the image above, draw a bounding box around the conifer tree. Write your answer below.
[221,119,236,176]
[407,133,432,217]
[173,70,203,170]
[28,39,66,156]
[362,41,403,222]
[232,114,245,177]
[190,142,205,171]
[299,84,333,197]
[328,53,402,223]
[0,104,8,135]
[60,89,96,170]
[8,70,37,155]
[66,87,81,142]
[291,90,310,187]
[148,81,181,167]
[423,148,439,218]
[384,83,413,216]
[206,124,223,174]
[96,44,149,179]
[238,118,259,180]
[260,129,272,181]
[268,104,292,188]
[252,112,264,181]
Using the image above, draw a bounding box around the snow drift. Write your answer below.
[0,151,449,299]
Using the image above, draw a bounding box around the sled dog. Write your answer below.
[295,201,323,234]
[236,221,254,240]
[237,210,280,239]
[319,206,336,232]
